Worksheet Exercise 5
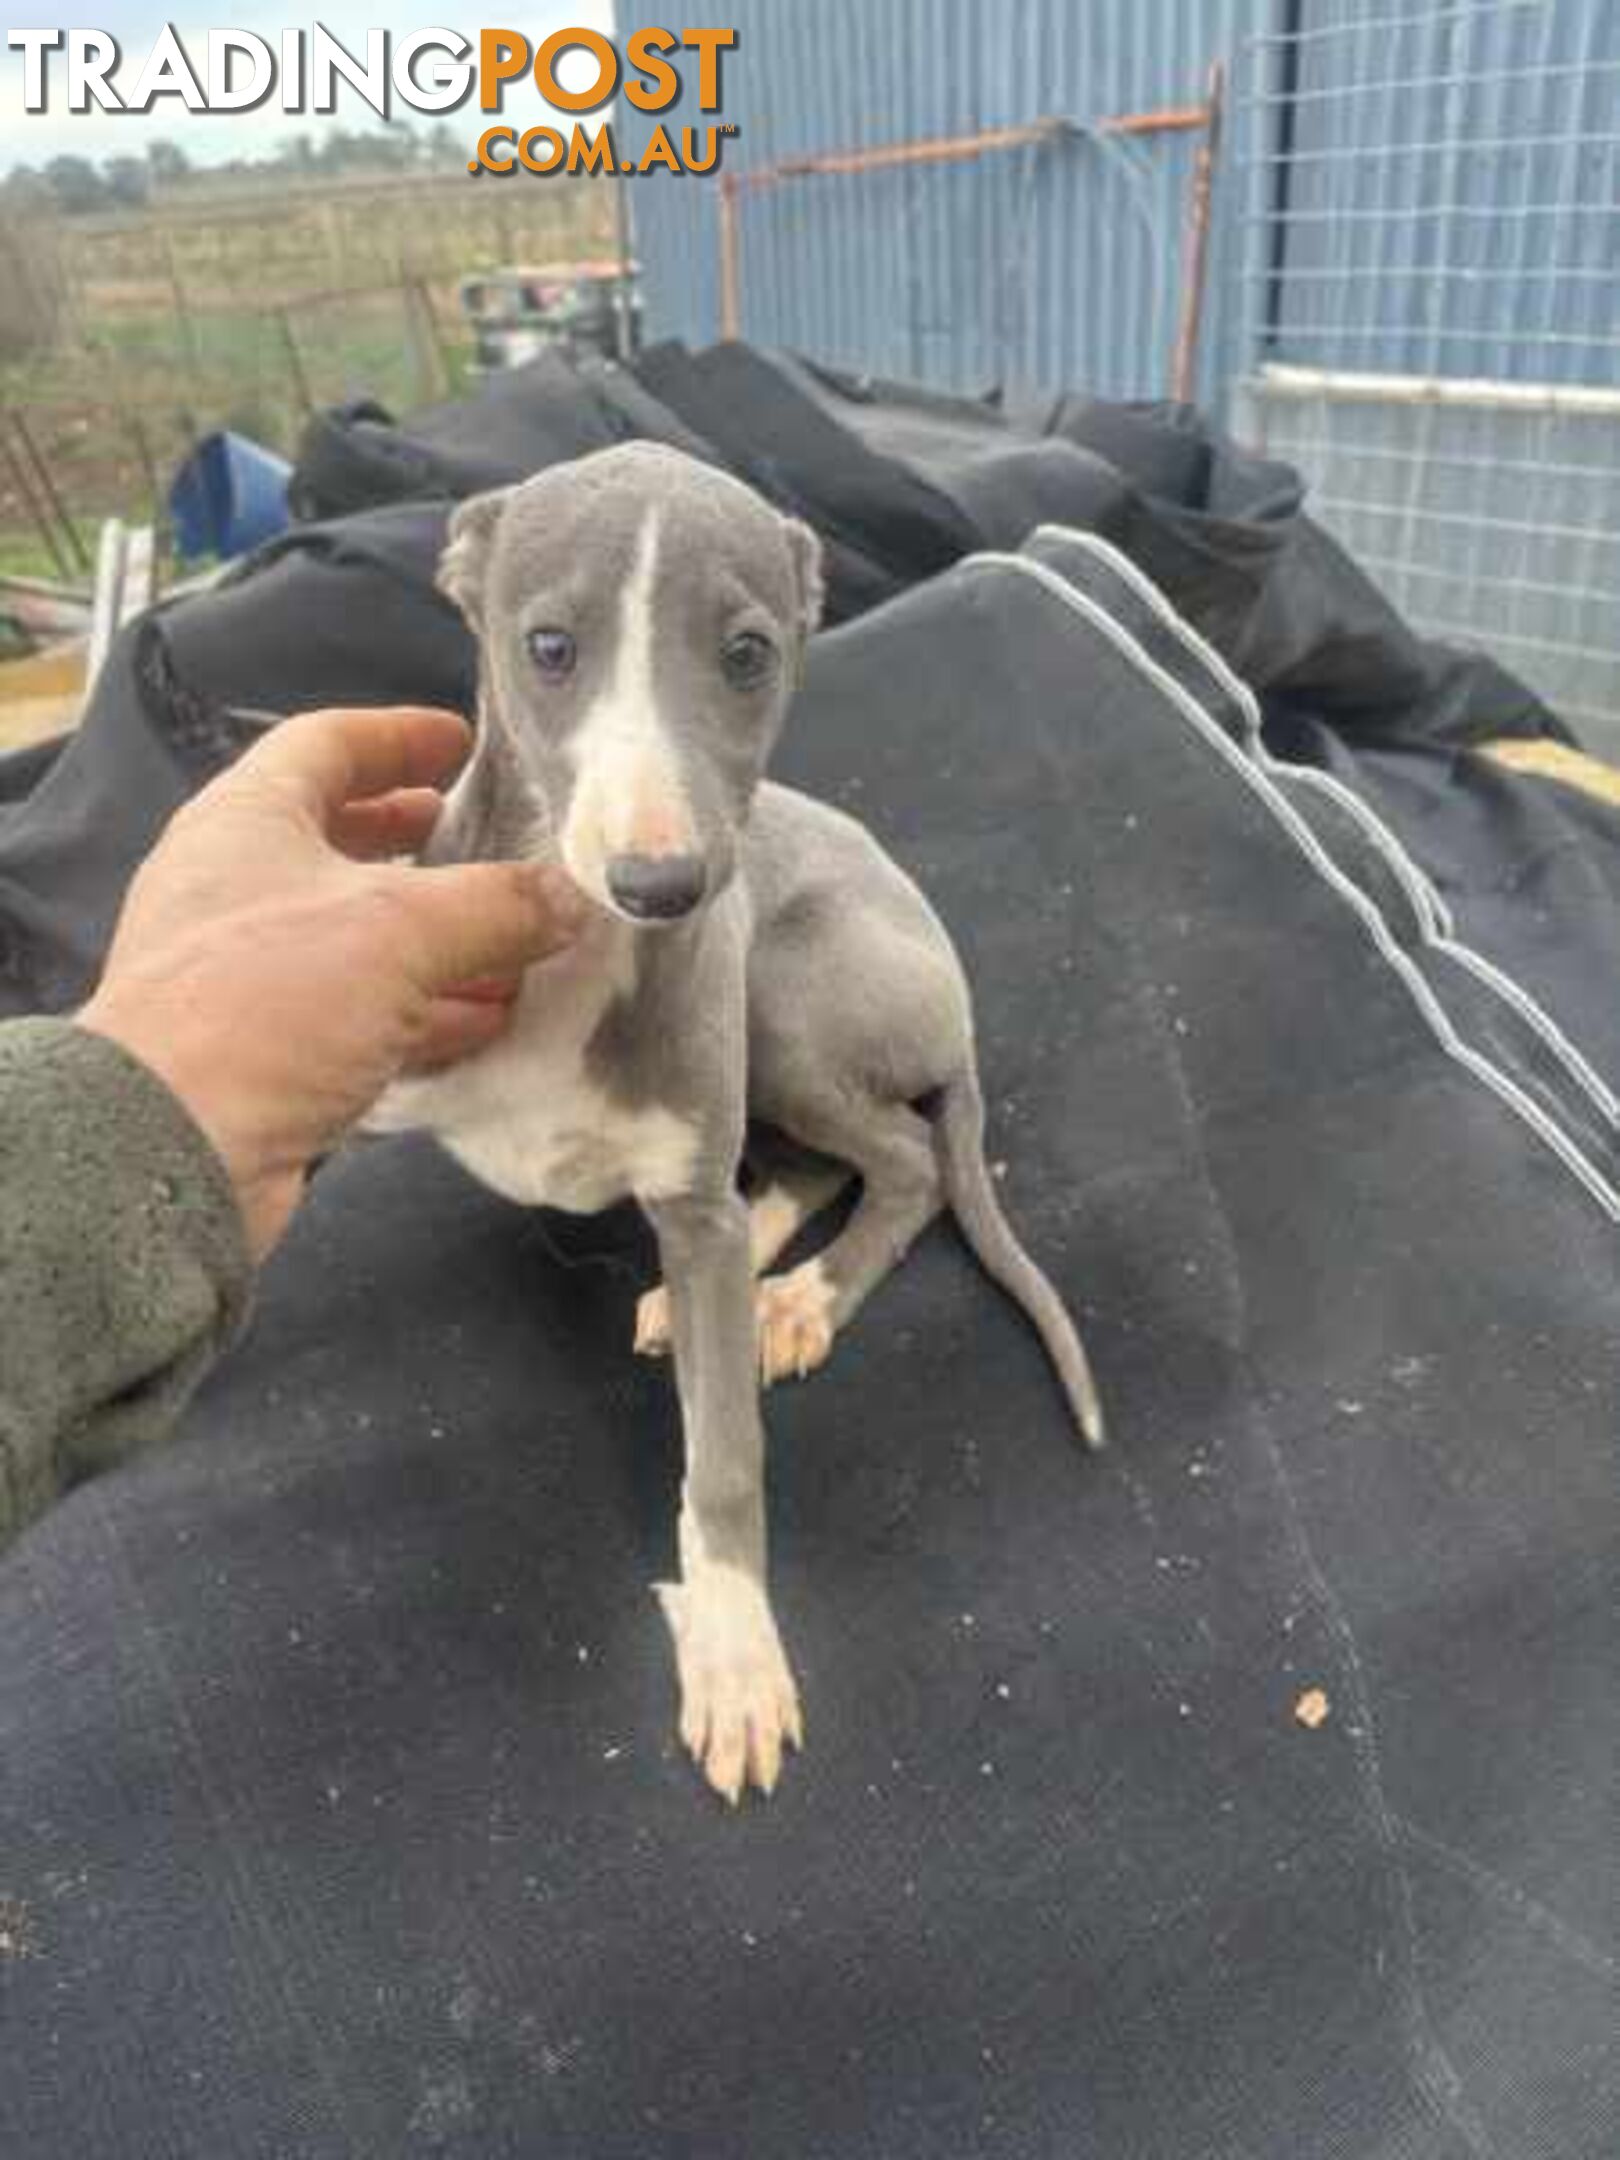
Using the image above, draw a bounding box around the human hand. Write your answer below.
[79,705,586,1260]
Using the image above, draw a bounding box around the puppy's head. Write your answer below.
[441,443,823,925]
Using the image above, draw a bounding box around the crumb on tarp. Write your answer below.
[0,1894,38,1961]
[1294,1687,1330,1730]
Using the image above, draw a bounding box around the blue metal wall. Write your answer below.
[620,0,1617,401]
[617,3,1618,735]
[617,0,1268,405]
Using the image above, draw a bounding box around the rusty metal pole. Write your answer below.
[11,410,90,576]
[757,109,1203,183]
[1170,63,1225,405]
[278,308,315,421]
[0,421,75,583]
[717,171,741,341]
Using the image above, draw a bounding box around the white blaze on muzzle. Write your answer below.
[561,507,697,904]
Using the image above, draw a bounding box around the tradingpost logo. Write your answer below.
[470,26,736,175]
[6,24,740,176]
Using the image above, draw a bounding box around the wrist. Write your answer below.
[76,992,284,1261]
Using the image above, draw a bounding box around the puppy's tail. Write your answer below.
[931,1066,1105,1449]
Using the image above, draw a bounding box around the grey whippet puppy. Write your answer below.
[367,442,1102,1804]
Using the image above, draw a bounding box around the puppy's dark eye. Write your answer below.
[527,627,576,679]
[720,629,777,691]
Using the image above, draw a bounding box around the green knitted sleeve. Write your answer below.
[0,1017,253,1548]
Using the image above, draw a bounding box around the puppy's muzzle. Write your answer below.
[607,852,708,921]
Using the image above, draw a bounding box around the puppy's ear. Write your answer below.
[783,516,825,643]
[437,487,512,628]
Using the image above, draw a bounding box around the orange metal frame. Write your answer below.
[716,72,1225,401]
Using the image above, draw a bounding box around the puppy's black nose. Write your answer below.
[606,853,708,920]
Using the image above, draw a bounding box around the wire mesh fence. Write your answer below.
[1227,0,1620,742]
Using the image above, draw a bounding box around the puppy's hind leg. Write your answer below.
[635,1147,850,1357]
[756,1099,942,1387]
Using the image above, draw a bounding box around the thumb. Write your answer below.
[377,859,591,989]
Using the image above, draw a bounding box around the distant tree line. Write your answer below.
[3,126,469,218]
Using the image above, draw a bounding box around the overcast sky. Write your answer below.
[2,5,615,171]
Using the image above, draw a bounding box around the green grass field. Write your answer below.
[1,173,618,584]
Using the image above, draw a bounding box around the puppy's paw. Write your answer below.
[655,1568,803,1804]
[756,1261,836,1387]
[634,1284,673,1358]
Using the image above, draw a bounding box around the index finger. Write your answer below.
[234,706,474,823]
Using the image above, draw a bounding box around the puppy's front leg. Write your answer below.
[646,1190,802,1804]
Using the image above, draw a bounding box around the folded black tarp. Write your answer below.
[280,340,1620,1081]
[295,341,1563,752]
[2,486,1615,2156]
[12,352,1620,1065]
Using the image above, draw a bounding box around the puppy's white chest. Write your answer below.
[440,1060,668,1216]
[368,934,695,1214]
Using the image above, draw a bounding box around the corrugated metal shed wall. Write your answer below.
[619,0,1616,400]
[616,0,1267,406]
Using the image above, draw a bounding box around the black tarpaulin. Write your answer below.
[294,342,1565,750]
[1,367,1616,2159]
